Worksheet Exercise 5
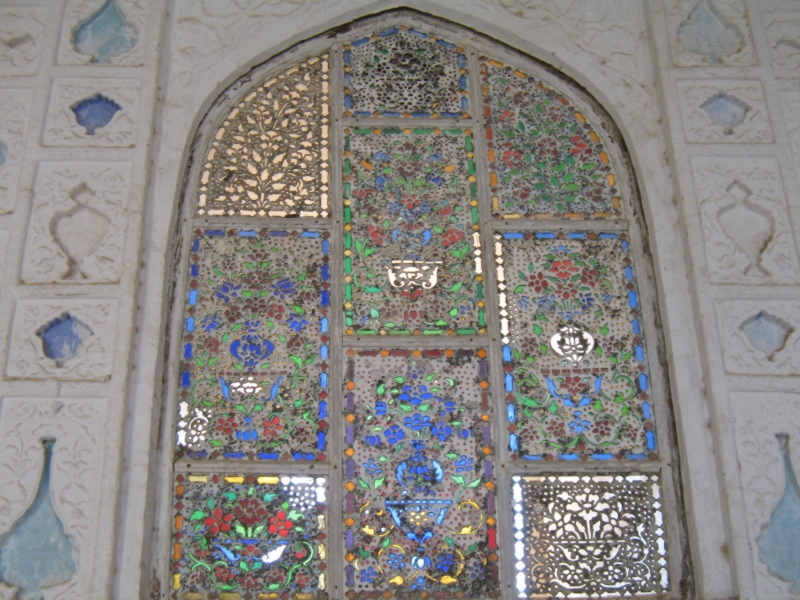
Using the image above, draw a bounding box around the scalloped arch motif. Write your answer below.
[165,11,681,600]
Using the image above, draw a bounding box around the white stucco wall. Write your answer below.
[0,0,798,598]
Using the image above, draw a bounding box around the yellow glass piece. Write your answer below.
[224,476,244,484]
[187,475,207,483]
[172,573,181,590]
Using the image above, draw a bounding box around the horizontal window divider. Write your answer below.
[342,335,491,348]
[490,218,629,232]
[339,117,477,129]
[507,459,664,475]
[190,216,332,229]
[173,461,334,475]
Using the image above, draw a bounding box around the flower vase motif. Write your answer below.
[758,433,800,592]
[171,474,328,596]
[343,350,500,596]
[177,229,330,461]
[0,438,76,600]
[495,231,656,460]
[343,128,485,335]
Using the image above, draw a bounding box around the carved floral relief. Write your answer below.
[56,0,150,66]
[690,157,800,284]
[731,392,800,598]
[0,89,33,215]
[0,397,106,599]
[764,9,800,79]
[42,78,142,147]
[677,80,773,144]
[0,7,48,76]
[21,161,132,284]
[5,299,118,380]
[716,299,800,375]
[665,0,756,66]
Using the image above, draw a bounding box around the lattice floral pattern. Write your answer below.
[512,475,668,598]
[342,349,500,597]
[481,58,620,219]
[171,473,328,597]
[344,128,485,335]
[177,229,330,461]
[494,232,655,460]
[198,54,330,218]
[344,27,468,118]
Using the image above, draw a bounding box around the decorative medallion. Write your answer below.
[550,325,594,363]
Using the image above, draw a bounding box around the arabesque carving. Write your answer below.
[690,157,799,284]
[6,298,118,380]
[0,397,106,599]
[0,7,48,76]
[0,89,33,214]
[21,161,132,284]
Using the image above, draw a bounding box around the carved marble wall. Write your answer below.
[0,1,796,599]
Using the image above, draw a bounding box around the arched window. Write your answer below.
[161,12,687,599]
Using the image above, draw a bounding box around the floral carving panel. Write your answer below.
[676,80,773,144]
[512,474,668,597]
[344,26,468,118]
[0,88,33,215]
[342,349,500,597]
[730,392,800,598]
[198,54,330,218]
[5,298,118,380]
[177,229,330,461]
[716,299,800,375]
[56,0,150,66]
[665,0,755,67]
[494,231,655,460]
[764,9,800,79]
[171,473,328,597]
[21,161,133,284]
[481,58,620,219]
[344,128,484,336]
[42,78,142,147]
[690,157,800,284]
[0,397,107,599]
[0,6,47,76]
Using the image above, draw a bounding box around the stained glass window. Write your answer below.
[165,13,684,600]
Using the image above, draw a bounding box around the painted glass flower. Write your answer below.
[268,510,295,537]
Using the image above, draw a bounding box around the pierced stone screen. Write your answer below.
[344,27,468,118]
[342,349,500,597]
[198,54,330,218]
[494,231,655,461]
[177,229,330,461]
[343,128,485,336]
[481,57,620,220]
[512,474,669,598]
[171,473,328,597]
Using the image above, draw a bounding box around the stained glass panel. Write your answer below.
[177,229,330,461]
[494,231,655,460]
[481,58,620,220]
[344,27,468,118]
[198,54,330,218]
[512,474,669,598]
[171,473,329,597]
[343,128,485,335]
[342,349,500,597]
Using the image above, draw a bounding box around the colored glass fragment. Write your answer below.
[342,349,499,597]
[344,26,468,118]
[494,231,655,460]
[171,473,328,596]
[71,0,138,63]
[177,229,330,461]
[481,58,620,219]
[0,439,76,599]
[512,474,669,597]
[71,93,122,135]
[35,312,93,367]
[198,55,330,218]
[343,128,484,335]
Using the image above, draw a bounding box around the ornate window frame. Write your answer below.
[146,10,692,599]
